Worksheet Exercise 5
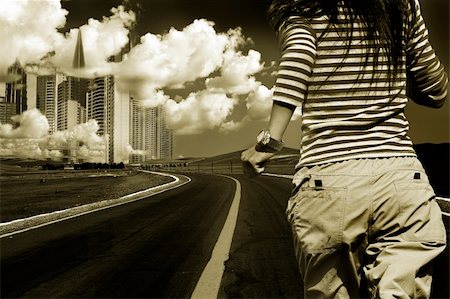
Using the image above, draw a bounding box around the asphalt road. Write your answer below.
[1,173,448,298]
[1,173,240,298]
[220,174,303,298]
[1,173,302,298]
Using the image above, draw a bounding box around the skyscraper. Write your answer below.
[4,61,27,123]
[129,98,158,163]
[157,105,173,160]
[129,100,173,163]
[87,75,130,163]
[57,76,87,131]
[87,77,109,133]
[73,29,86,69]
[0,97,15,125]
[36,74,61,134]
[77,25,172,164]
[1,82,14,124]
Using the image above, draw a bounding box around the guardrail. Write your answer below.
[436,196,450,217]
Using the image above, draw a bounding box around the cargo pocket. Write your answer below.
[394,176,446,243]
[289,186,348,253]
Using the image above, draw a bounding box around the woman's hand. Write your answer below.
[241,102,295,176]
[241,146,276,174]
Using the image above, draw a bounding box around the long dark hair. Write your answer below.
[267,0,414,84]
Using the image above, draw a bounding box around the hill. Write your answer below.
[414,143,449,197]
[186,147,300,175]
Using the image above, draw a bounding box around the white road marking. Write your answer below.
[436,196,450,203]
[262,173,294,179]
[191,175,241,299]
[0,172,191,238]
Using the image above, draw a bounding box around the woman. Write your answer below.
[241,0,448,297]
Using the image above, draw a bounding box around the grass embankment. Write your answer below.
[0,165,173,223]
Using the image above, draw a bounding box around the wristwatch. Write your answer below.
[255,130,284,153]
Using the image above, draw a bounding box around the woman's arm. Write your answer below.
[241,16,315,174]
[406,0,448,108]
[268,100,297,141]
[241,101,296,173]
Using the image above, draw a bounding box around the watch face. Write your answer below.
[257,131,264,143]
[257,130,270,145]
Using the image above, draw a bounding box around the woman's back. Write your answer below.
[271,0,448,166]
[242,2,448,297]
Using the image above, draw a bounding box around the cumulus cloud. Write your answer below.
[0,138,63,160]
[51,6,135,75]
[244,84,274,122]
[0,0,67,78]
[113,19,281,134]
[0,110,106,162]
[0,109,50,139]
[109,18,277,134]
[205,49,263,95]
[114,19,242,104]
[0,2,134,80]
[1,1,290,139]
[45,120,107,162]
[164,91,238,135]
[50,120,104,149]
[126,145,146,156]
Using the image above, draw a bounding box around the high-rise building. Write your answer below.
[79,104,86,124]
[87,75,130,163]
[26,74,37,110]
[0,83,12,124]
[129,99,158,163]
[80,26,173,164]
[4,61,27,122]
[157,105,173,160]
[129,100,173,163]
[73,29,86,69]
[57,76,87,131]
[0,97,16,125]
[36,74,61,134]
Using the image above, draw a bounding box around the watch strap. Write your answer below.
[255,137,283,153]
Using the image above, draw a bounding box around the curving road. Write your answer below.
[1,172,447,298]
[1,173,239,298]
[1,173,301,298]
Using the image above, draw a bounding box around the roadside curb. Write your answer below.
[0,172,191,238]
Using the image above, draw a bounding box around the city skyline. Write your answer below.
[0,28,173,163]
[0,0,449,159]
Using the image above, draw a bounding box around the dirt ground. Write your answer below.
[0,165,173,222]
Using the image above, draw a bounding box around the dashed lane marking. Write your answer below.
[191,175,241,299]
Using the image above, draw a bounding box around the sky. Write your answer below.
[0,0,449,159]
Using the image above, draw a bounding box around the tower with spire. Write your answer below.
[55,28,88,134]
[72,29,85,69]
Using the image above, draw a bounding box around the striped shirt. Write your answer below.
[273,0,448,167]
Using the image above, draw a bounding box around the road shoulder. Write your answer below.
[0,172,190,238]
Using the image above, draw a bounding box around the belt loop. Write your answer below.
[414,172,421,180]
[291,174,311,196]
[299,175,311,187]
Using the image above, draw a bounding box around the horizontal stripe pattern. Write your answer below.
[272,0,448,167]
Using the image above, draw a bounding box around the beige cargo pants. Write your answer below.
[287,157,447,298]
